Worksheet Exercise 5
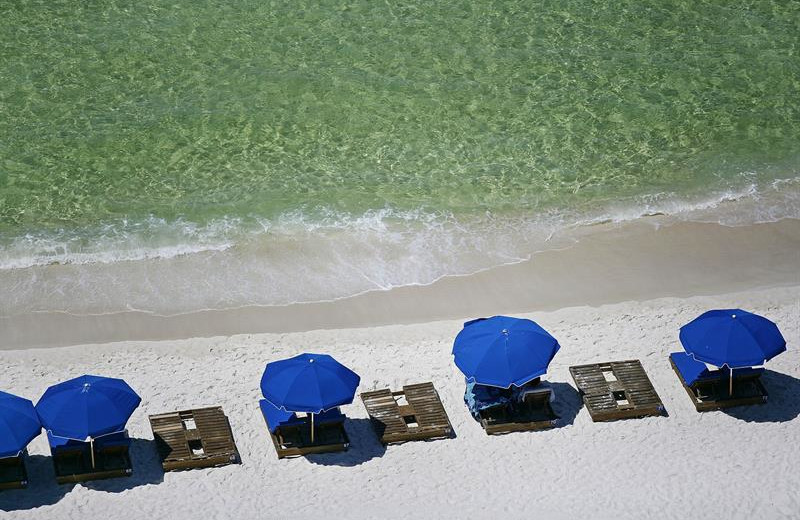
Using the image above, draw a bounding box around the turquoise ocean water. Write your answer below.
[1,0,798,314]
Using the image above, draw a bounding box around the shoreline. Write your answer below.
[3,180,798,318]
[2,217,798,350]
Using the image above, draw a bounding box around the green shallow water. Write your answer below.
[1,0,799,256]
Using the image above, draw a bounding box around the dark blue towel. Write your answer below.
[464,380,511,419]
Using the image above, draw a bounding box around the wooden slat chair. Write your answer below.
[466,379,559,435]
[670,352,768,411]
[48,431,133,484]
[569,360,666,421]
[361,382,452,445]
[149,407,239,471]
[0,453,29,490]
[260,400,349,459]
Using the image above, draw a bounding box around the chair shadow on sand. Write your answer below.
[82,438,164,493]
[550,382,582,428]
[724,370,800,423]
[306,418,386,467]
[0,438,164,511]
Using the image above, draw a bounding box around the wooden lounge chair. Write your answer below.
[361,382,453,445]
[670,352,768,411]
[149,407,239,471]
[260,400,349,459]
[0,453,29,490]
[49,431,133,484]
[467,380,559,435]
[569,360,666,422]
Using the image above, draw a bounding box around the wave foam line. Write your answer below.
[1,175,799,271]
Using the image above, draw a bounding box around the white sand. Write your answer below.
[1,284,798,519]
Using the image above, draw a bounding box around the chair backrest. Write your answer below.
[731,366,765,381]
[672,352,765,389]
[315,407,345,425]
[465,382,512,417]
[47,432,88,453]
[260,400,299,433]
[94,431,130,452]
[671,352,717,387]
[522,389,551,406]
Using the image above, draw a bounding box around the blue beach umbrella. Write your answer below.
[0,391,41,459]
[36,374,140,467]
[680,309,786,394]
[453,316,561,388]
[261,353,360,442]
[680,309,786,367]
[37,375,140,468]
[261,353,360,412]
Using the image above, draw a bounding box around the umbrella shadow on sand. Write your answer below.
[723,370,800,423]
[0,454,69,512]
[550,382,582,428]
[83,438,164,493]
[306,418,386,467]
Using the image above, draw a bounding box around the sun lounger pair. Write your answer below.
[669,352,768,411]
[260,400,350,459]
[149,407,240,471]
[48,431,133,484]
[361,382,453,444]
[465,378,559,434]
[570,360,666,421]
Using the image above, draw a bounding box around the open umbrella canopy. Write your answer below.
[453,316,561,388]
[0,391,41,458]
[680,309,786,368]
[36,375,141,441]
[260,353,360,413]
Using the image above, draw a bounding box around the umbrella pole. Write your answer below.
[90,438,96,469]
[729,367,734,397]
[311,412,315,444]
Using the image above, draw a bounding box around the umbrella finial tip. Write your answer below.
[309,358,314,363]
[501,329,509,335]
[732,314,736,318]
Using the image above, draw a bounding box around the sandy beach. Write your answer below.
[1,251,798,518]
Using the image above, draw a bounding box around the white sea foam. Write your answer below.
[0,216,239,270]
